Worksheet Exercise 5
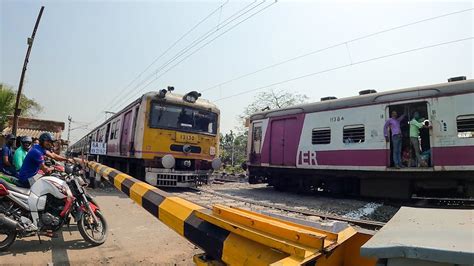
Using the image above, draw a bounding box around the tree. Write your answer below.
[219,130,247,172]
[240,89,309,122]
[0,83,43,131]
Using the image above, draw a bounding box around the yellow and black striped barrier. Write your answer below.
[81,160,377,266]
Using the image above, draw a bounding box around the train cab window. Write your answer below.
[343,125,365,143]
[252,123,262,154]
[149,102,218,134]
[312,128,331,144]
[457,115,474,138]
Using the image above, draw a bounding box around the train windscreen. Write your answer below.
[149,102,218,134]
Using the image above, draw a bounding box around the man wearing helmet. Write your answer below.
[13,136,32,171]
[17,133,72,188]
[1,134,17,176]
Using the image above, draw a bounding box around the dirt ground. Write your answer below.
[0,188,200,265]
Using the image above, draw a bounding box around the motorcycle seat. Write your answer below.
[0,178,30,195]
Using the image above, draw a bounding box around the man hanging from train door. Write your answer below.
[384,110,406,168]
[409,112,431,167]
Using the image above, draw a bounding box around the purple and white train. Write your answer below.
[246,77,474,199]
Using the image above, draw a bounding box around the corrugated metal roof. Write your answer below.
[2,127,62,140]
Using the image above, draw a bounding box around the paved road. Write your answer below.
[0,188,200,265]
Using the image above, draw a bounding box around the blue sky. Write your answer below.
[1,0,472,142]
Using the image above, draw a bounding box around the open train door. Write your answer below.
[386,101,432,168]
[120,110,133,156]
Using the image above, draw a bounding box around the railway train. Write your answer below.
[69,87,221,187]
[246,76,474,199]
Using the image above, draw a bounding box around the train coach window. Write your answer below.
[110,122,116,139]
[457,115,474,138]
[312,128,331,144]
[343,125,365,143]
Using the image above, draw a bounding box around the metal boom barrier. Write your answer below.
[81,160,377,266]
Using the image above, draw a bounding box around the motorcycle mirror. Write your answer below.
[65,164,74,174]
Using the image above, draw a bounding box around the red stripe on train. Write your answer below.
[314,149,388,166]
[432,146,474,166]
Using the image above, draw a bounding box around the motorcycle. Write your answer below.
[0,163,107,251]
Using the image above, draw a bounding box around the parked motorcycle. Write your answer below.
[0,163,107,251]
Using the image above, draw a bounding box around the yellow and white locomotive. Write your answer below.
[69,87,221,187]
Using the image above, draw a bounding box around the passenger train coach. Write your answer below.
[69,88,221,187]
[247,77,474,199]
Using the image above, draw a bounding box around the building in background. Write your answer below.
[1,116,67,154]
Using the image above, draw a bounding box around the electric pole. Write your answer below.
[12,6,45,138]
[67,115,72,148]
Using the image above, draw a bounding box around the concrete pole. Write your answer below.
[12,6,45,139]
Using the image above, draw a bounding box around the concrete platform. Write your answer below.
[361,207,474,266]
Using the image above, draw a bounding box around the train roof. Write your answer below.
[143,91,220,114]
[250,79,474,120]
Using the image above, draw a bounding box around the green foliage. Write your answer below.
[219,130,247,172]
[0,83,43,130]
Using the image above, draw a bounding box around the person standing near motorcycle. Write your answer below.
[1,134,17,176]
[13,136,32,171]
[17,133,72,188]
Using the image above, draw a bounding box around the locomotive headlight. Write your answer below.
[211,158,222,170]
[162,154,175,169]
[209,146,216,156]
[183,160,192,168]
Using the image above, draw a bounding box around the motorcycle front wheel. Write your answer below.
[78,210,107,246]
[0,229,16,251]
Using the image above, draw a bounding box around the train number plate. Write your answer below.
[176,132,198,144]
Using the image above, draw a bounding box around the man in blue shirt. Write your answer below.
[1,134,17,176]
[17,133,56,188]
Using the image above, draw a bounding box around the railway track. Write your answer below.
[167,187,386,231]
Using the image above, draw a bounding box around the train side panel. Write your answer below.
[297,104,387,170]
[431,93,474,170]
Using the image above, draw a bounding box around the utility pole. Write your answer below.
[67,115,72,148]
[12,6,45,138]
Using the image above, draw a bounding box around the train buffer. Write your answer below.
[81,160,377,265]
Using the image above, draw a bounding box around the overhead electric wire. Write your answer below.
[203,7,474,92]
[104,0,230,111]
[141,0,279,92]
[114,0,277,111]
[113,0,267,111]
[213,37,473,102]
[85,0,231,130]
[84,0,264,131]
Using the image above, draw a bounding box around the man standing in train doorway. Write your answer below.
[384,110,406,168]
[409,112,431,167]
